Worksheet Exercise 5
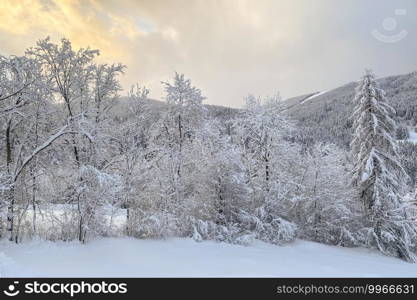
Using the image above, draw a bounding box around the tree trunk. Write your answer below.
[6,186,15,242]
[5,118,14,241]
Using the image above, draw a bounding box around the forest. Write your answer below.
[1,37,417,263]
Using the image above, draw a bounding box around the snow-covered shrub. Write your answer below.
[76,165,123,242]
[291,143,361,247]
[128,210,181,239]
[190,218,255,245]
[237,208,297,245]
[37,205,80,242]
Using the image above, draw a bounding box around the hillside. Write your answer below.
[110,96,240,125]
[285,71,417,148]
[110,71,417,150]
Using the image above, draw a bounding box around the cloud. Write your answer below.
[0,0,416,107]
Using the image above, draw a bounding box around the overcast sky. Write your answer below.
[1,0,416,107]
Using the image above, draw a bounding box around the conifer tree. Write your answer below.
[351,70,416,262]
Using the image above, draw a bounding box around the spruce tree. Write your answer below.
[351,70,416,262]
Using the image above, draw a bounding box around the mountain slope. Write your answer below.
[285,71,417,148]
[110,71,417,150]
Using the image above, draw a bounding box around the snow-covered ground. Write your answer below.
[408,130,417,143]
[299,90,328,104]
[1,238,416,277]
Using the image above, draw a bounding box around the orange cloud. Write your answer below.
[0,0,146,63]
[2,0,413,107]
[0,0,339,106]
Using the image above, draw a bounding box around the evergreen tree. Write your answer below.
[351,70,416,262]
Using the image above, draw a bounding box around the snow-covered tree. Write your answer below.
[160,72,206,176]
[293,143,360,246]
[185,118,252,244]
[5,36,417,265]
[351,70,416,262]
[231,94,299,244]
[0,54,60,241]
[155,73,206,226]
[114,85,157,236]
[25,37,125,242]
[27,37,99,167]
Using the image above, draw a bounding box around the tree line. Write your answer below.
[1,38,416,262]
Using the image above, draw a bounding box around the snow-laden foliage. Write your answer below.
[0,38,125,242]
[399,141,417,187]
[226,94,300,244]
[76,165,123,241]
[292,143,361,246]
[1,39,416,263]
[286,71,417,150]
[351,70,417,262]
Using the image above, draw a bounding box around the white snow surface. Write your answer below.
[1,238,416,277]
[299,91,328,104]
[408,130,417,143]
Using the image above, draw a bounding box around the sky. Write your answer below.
[0,0,416,107]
